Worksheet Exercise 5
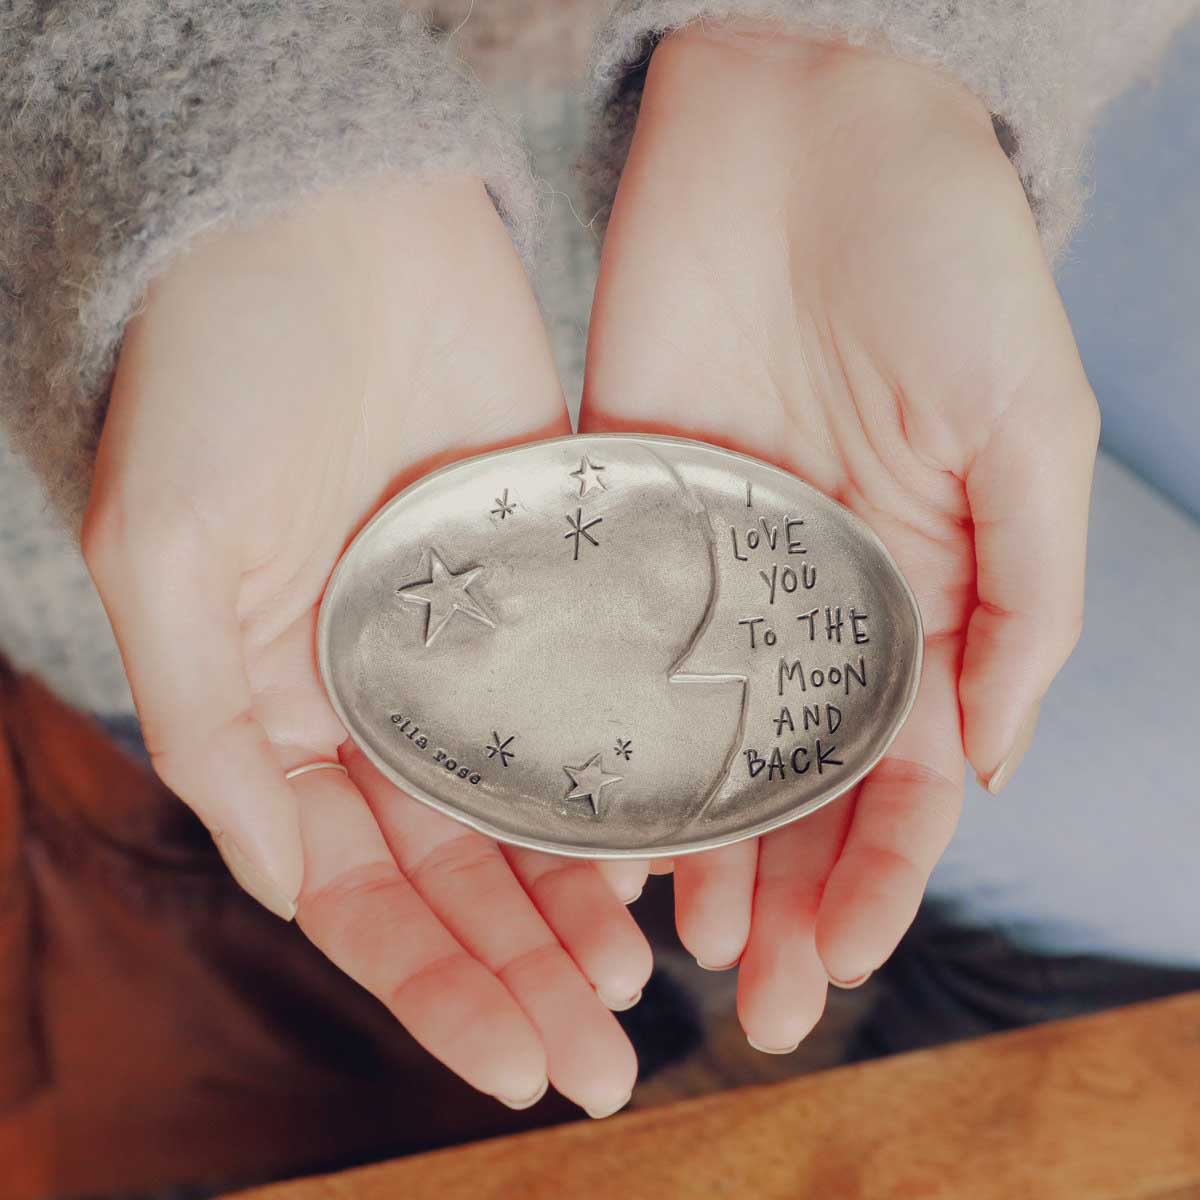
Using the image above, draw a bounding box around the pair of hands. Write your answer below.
[82,30,1098,1117]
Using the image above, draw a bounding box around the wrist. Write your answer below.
[650,21,997,160]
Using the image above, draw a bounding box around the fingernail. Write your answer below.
[980,700,1041,795]
[585,1092,632,1119]
[648,860,674,876]
[498,1078,548,1110]
[696,957,739,971]
[597,987,642,1012]
[828,970,873,990]
[623,886,644,905]
[747,1036,799,1055]
[213,832,297,921]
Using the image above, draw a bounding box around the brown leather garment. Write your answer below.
[0,662,573,1199]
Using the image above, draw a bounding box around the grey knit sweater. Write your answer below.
[3,0,1196,531]
[0,0,1195,716]
[0,0,541,534]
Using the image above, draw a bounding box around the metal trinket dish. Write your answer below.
[317,434,922,858]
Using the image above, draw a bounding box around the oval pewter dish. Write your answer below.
[317,434,922,858]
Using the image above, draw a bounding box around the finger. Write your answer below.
[815,637,965,984]
[673,840,758,971]
[348,749,637,1117]
[961,358,1100,792]
[502,847,653,1010]
[648,859,675,876]
[737,798,850,1053]
[592,858,651,905]
[292,761,547,1106]
[82,507,304,916]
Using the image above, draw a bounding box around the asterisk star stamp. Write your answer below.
[564,508,603,560]
[485,732,516,766]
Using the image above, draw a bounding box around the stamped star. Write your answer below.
[570,455,607,498]
[397,549,495,646]
[563,753,623,817]
[564,508,603,560]
[491,489,516,519]
[614,738,633,761]
[485,732,515,767]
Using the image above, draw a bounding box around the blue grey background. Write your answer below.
[1058,18,1200,519]
[930,19,1200,966]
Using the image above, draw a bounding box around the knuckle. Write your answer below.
[1077,385,1102,441]
[389,951,477,1016]
[497,941,565,989]
[308,862,404,919]
[1049,377,1102,451]
[528,859,591,905]
[80,492,125,578]
[83,489,206,586]
[145,740,198,804]
[1043,598,1085,657]
[144,709,256,803]
[409,831,500,891]
[1060,607,1086,658]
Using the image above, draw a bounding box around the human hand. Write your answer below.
[84,175,651,1115]
[582,28,1098,1049]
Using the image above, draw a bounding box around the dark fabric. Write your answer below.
[0,693,43,1111]
[0,663,583,1200]
[6,651,1193,1197]
[851,899,1200,1061]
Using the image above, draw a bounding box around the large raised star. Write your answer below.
[397,549,495,646]
[563,753,623,817]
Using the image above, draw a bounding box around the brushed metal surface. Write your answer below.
[318,435,922,858]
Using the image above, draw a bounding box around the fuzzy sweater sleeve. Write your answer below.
[585,1,1199,260]
[0,1,541,531]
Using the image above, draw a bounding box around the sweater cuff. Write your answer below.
[0,2,541,532]
[584,0,1196,260]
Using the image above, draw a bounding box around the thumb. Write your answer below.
[83,501,305,918]
[960,351,1100,793]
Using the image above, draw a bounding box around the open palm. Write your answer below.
[84,175,650,1115]
[582,29,1098,1051]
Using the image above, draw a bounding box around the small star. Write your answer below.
[397,549,495,646]
[485,732,515,767]
[564,508,603,560]
[491,489,516,519]
[570,456,607,498]
[563,753,623,816]
[614,738,633,760]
